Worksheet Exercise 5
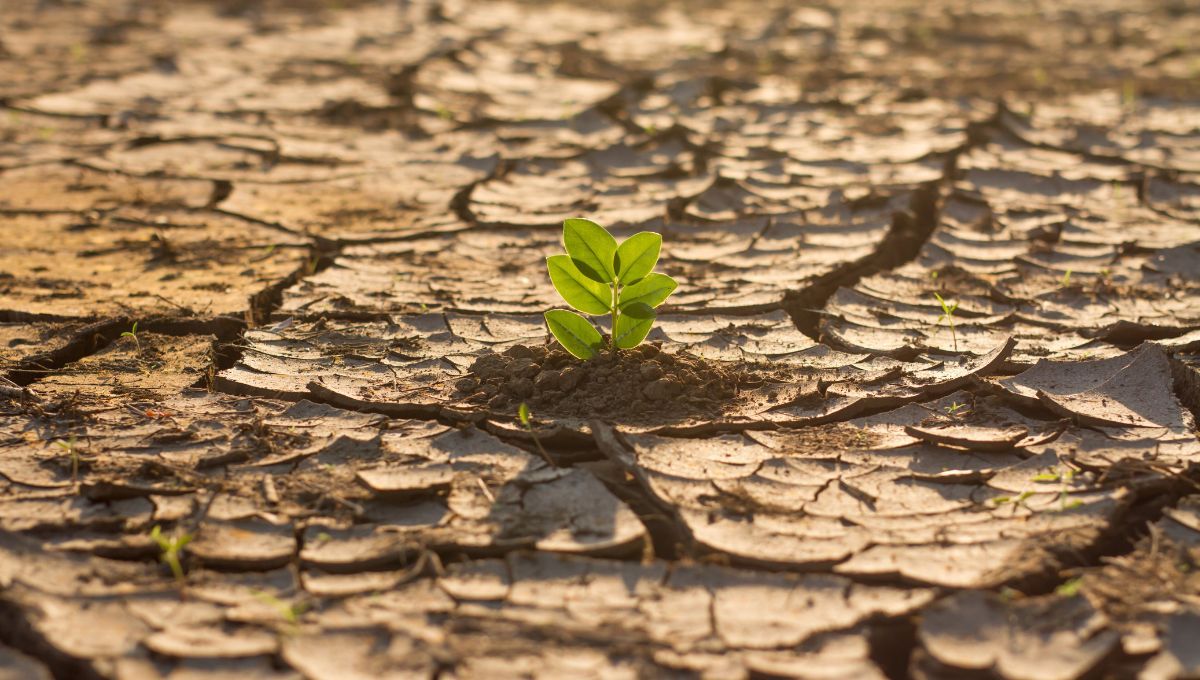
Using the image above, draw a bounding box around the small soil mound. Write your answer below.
[453,342,760,420]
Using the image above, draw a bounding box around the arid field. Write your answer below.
[2,0,1200,678]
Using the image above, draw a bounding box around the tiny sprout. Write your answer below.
[544,218,677,359]
[933,292,959,352]
[52,435,81,481]
[1121,79,1137,110]
[253,591,310,626]
[150,525,193,585]
[993,490,1034,508]
[1032,466,1083,511]
[121,321,141,353]
[1060,269,1072,287]
[1055,577,1083,597]
[1031,66,1048,88]
[998,586,1022,602]
[1060,497,1084,511]
[943,401,966,415]
[517,402,554,468]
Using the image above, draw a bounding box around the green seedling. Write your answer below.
[253,591,310,626]
[933,292,959,352]
[1032,466,1084,511]
[1055,577,1083,597]
[943,401,967,415]
[992,490,1034,509]
[150,525,193,586]
[1060,269,1072,287]
[544,218,678,359]
[998,586,1022,602]
[121,321,141,353]
[518,402,555,467]
[52,435,81,481]
[1032,66,1048,88]
[1121,79,1136,110]
[1059,495,1084,511]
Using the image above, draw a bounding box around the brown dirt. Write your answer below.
[455,342,764,420]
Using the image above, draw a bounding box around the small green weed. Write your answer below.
[943,401,967,415]
[1121,79,1137,110]
[1055,577,1083,597]
[253,591,310,626]
[1032,466,1084,510]
[121,321,141,353]
[150,525,193,586]
[52,435,82,481]
[993,490,1034,509]
[544,218,677,359]
[933,292,959,352]
[518,402,555,467]
[1060,269,1072,287]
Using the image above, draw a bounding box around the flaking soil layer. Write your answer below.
[455,342,762,420]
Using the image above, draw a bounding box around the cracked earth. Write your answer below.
[2,0,1200,678]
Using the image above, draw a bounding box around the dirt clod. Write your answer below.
[457,342,752,420]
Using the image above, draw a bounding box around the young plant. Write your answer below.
[253,591,310,627]
[1055,577,1083,597]
[1060,269,1073,288]
[933,292,959,352]
[121,321,141,353]
[150,524,193,586]
[544,218,677,359]
[1033,466,1084,511]
[52,435,81,481]
[992,489,1034,510]
[518,402,554,468]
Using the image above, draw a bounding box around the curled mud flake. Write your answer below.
[916,590,1119,680]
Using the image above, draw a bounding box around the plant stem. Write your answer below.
[610,282,619,349]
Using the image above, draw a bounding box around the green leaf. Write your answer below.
[614,231,661,284]
[518,402,530,427]
[562,218,617,284]
[1055,577,1083,597]
[614,303,655,349]
[544,310,603,360]
[546,255,611,314]
[619,273,677,310]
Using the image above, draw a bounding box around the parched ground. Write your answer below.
[2,0,1200,678]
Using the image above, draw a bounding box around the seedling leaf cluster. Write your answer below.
[150,524,193,585]
[934,292,959,352]
[545,218,677,359]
